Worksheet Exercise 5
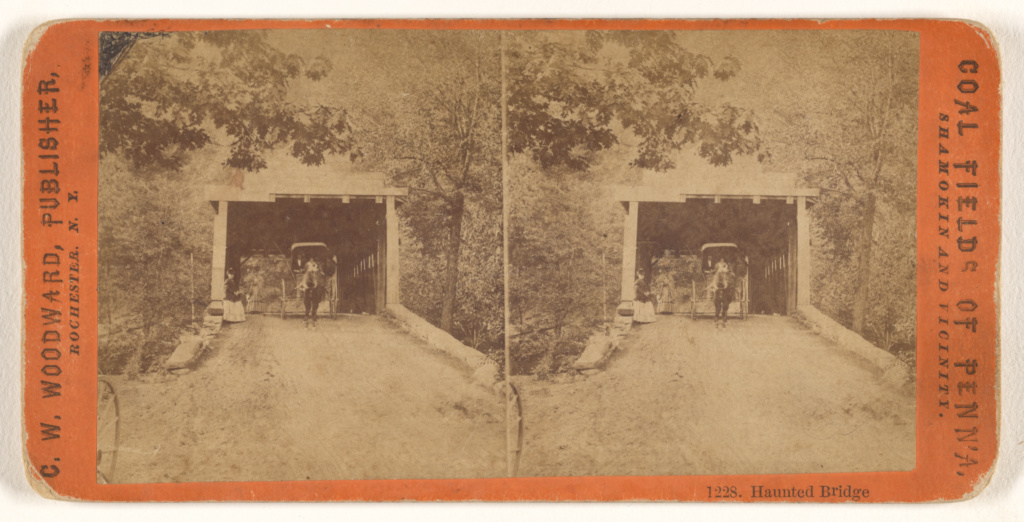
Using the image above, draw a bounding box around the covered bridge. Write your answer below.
[614,170,818,317]
[204,170,407,316]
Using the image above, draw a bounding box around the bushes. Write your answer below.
[512,327,589,378]
[99,324,182,377]
[98,157,213,377]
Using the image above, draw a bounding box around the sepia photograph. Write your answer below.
[9,4,1012,510]
[94,27,921,484]
[80,21,947,488]
[12,12,1008,507]
[96,29,507,483]
[506,30,918,477]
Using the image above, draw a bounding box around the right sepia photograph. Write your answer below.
[506,30,918,477]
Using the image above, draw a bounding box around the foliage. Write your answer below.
[507,31,764,172]
[508,157,621,338]
[100,31,356,173]
[513,327,589,379]
[781,32,918,349]
[98,156,213,375]
[399,196,505,363]
[240,255,292,304]
[351,31,504,344]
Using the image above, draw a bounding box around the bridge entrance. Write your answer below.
[614,171,817,317]
[637,200,796,315]
[205,171,406,316]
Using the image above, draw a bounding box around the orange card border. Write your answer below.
[21,18,1001,502]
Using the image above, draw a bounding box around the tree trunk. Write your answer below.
[439,193,465,333]
[851,192,876,335]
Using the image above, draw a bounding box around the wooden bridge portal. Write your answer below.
[614,170,818,317]
[204,170,407,316]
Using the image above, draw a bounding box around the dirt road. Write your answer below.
[108,315,505,483]
[514,315,915,477]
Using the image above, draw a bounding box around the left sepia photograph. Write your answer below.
[96,29,506,483]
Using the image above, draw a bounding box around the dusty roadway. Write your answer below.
[514,315,915,477]
[109,314,505,483]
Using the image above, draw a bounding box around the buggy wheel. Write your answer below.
[96,377,120,484]
[281,278,287,319]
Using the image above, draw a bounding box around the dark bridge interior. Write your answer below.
[637,199,797,315]
[226,198,388,314]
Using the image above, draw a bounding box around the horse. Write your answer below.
[299,259,327,329]
[711,264,735,328]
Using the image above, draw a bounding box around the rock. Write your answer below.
[206,301,225,317]
[573,334,614,370]
[882,362,912,388]
[471,363,499,388]
[169,368,191,376]
[164,335,206,370]
[202,314,223,334]
[616,302,635,316]
[581,369,602,377]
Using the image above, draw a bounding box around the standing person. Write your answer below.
[655,268,675,314]
[633,268,656,324]
[713,257,730,282]
[222,267,246,323]
[293,251,308,272]
[299,259,326,329]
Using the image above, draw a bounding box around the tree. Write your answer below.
[507,31,764,173]
[353,32,502,336]
[100,31,355,173]
[790,32,918,338]
[98,153,213,374]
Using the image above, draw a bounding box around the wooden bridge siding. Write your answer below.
[386,195,400,307]
[617,200,639,314]
[375,216,386,314]
[786,215,794,313]
[210,201,228,303]
[760,251,789,315]
[796,196,811,307]
[783,196,811,313]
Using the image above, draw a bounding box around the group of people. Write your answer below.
[632,257,736,328]
[220,253,332,329]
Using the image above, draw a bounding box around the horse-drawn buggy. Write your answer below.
[689,242,749,320]
[279,242,339,321]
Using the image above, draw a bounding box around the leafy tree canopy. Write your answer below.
[99,31,356,173]
[507,31,763,172]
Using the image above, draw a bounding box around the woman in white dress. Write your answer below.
[222,267,246,323]
[633,268,657,324]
